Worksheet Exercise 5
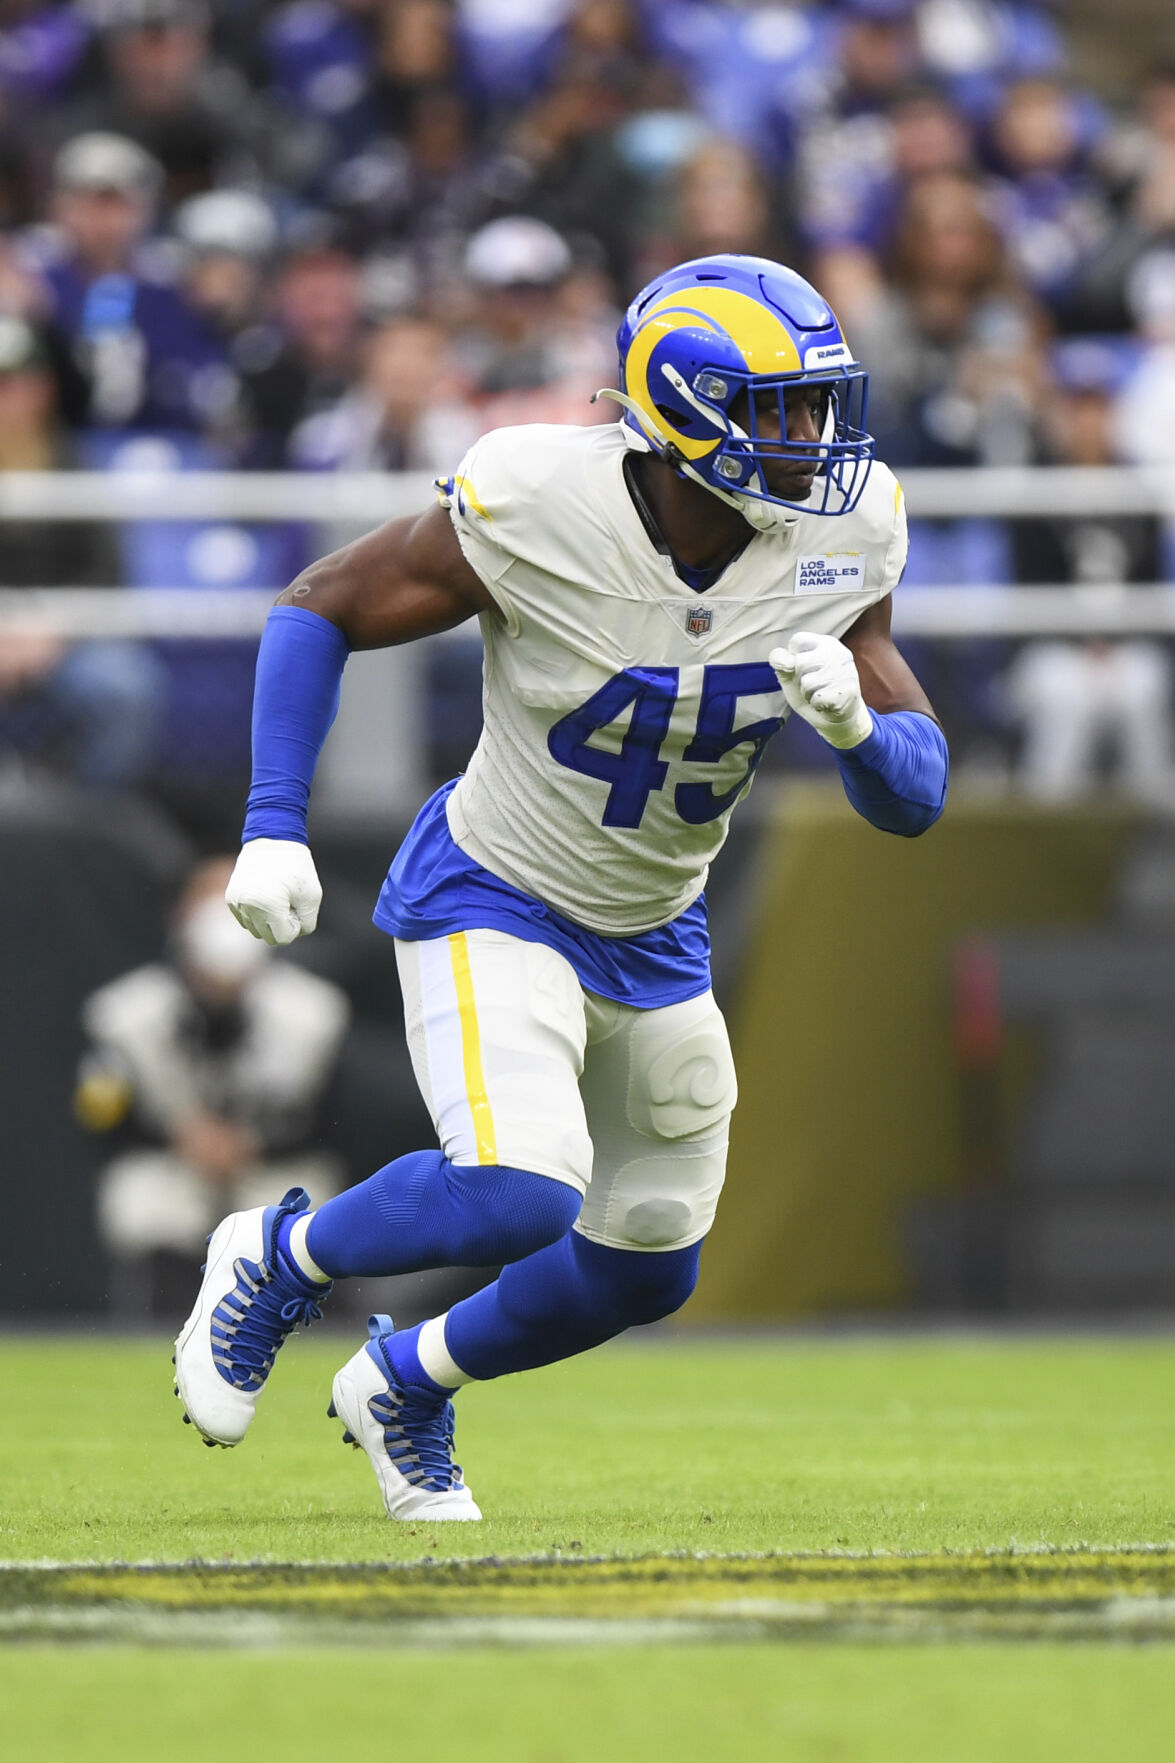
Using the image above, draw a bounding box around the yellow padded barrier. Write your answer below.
[691,785,1137,1320]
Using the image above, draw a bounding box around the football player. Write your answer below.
[174,254,948,1520]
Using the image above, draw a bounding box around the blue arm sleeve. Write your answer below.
[835,710,949,837]
[241,605,351,845]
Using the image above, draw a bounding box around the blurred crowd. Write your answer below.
[3,0,1175,803]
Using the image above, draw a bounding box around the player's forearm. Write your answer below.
[241,605,350,845]
[835,710,949,837]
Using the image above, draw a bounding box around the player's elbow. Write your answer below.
[276,549,358,634]
[279,556,337,610]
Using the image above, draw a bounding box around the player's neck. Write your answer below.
[630,453,752,572]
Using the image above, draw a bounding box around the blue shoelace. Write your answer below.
[367,1379,464,1493]
[211,1256,326,1391]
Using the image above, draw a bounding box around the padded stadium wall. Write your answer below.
[690,785,1137,1321]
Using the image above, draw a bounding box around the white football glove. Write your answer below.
[769,631,874,751]
[225,838,323,947]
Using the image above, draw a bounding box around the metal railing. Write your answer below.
[2,460,1175,638]
[2,464,1171,809]
[5,583,1175,639]
[1,463,1174,523]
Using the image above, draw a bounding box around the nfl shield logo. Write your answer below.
[685,605,713,637]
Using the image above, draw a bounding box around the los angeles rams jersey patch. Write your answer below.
[794,554,866,595]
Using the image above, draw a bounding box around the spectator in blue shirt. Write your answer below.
[27,132,232,437]
[803,76,977,258]
[986,76,1112,322]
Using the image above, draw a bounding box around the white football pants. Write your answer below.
[394,929,737,1252]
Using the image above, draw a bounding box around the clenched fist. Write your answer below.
[225,838,323,946]
[769,631,874,751]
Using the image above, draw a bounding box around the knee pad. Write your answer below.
[622,1193,695,1248]
[578,1142,728,1254]
[446,1162,581,1263]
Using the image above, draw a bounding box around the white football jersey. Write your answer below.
[439,421,907,936]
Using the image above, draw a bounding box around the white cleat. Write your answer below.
[329,1315,482,1522]
[174,1187,329,1447]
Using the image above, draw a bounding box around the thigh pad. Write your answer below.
[622,995,738,1142]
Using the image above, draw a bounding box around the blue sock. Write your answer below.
[296,1151,582,1278]
[443,1230,703,1381]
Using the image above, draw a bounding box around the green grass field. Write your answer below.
[3,1330,1174,1760]
[5,1331,1174,1561]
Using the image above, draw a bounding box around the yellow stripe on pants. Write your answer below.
[447,932,498,1165]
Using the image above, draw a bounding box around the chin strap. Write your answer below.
[592,388,798,533]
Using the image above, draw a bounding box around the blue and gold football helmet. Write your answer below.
[600,253,874,519]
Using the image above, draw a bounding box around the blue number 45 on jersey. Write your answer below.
[548,663,781,828]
